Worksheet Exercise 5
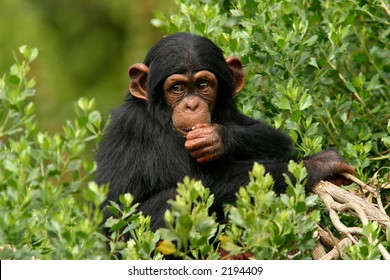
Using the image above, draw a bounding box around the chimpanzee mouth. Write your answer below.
[176,126,192,137]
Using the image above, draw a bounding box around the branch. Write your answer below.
[320,238,353,260]
[341,172,386,215]
[311,178,390,260]
[312,181,390,227]
[380,0,390,17]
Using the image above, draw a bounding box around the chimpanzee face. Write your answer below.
[163,70,218,136]
[127,32,245,136]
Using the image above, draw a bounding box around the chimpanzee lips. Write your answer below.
[176,126,191,136]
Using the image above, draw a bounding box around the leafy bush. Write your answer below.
[1,0,389,260]
[0,47,108,259]
[220,162,320,260]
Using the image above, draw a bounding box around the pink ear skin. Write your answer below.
[129,63,149,101]
[225,56,245,94]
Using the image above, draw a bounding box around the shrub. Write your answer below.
[0,47,108,259]
[1,0,389,260]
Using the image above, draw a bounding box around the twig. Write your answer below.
[325,227,343,257]
[320,238,353,260]
[317,226,339,249]
[341,172,386,215]
[380,0,390,16]
[379,244,390,260]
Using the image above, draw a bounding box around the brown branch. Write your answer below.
[379,244,390,260]
[325,227,343,256]
[320,238,354,260]
[311,178,390,260]
[312,181,390,227]
[317,226,339,249]
[341,172,386,214]
[312,241,326,260]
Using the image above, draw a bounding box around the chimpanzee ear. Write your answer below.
[129,63,149,101]
[225,56,245,94]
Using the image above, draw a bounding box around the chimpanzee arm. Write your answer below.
[219,114,354,190]
[221,114,298,162]
[303,150,355,187]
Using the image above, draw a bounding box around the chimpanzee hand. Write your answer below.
[184,123,224,163]
[303,150,355,188]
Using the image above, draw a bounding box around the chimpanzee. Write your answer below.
[95,32,355,231]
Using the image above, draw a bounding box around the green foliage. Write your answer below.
[157,177,219,259]
[345,222,383,260]
[221,162,320,259]
[1,0,390,260]
[104,193,162,260]
[0,46,108,259]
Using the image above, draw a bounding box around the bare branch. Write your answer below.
[379,244,390,260]
[313,181,390,227]
[341,172,386,214]
[311,179,390,260]
[320,238,353,260]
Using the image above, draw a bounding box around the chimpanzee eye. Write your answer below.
[171,84,185,94]
[197,82,210,92]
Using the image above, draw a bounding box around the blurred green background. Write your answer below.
[0,0,174,131]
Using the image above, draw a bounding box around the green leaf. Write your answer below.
[275,95,291,110]
[19,45,39,62]
[77,97,90,112]
[304,35,318,46]
[4,159,18,173]
[88,110,101,125]
[308,57,319,69]
[228,208,246,228]
[299,94,313,111]
[8,75,20,85]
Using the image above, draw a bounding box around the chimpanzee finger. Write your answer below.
[189,145,214,159]
[195,149,223,163]
[186,125,214,141]
[192,123,210,130]
[185,136,214,151]
[328,176,353,186]
[338,162,356,176]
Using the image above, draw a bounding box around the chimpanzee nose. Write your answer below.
[185,96,200,111]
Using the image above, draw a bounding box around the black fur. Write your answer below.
[95,32,348,231]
